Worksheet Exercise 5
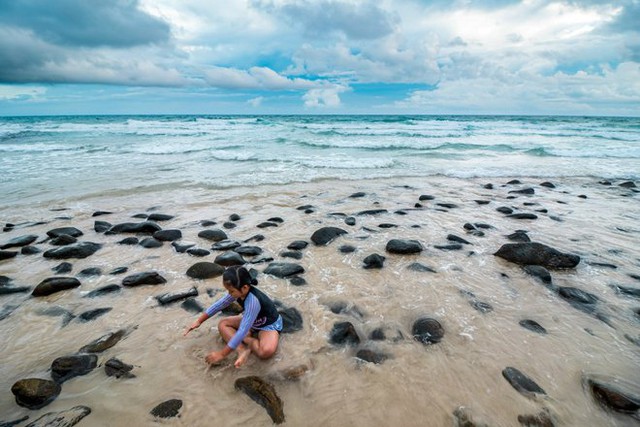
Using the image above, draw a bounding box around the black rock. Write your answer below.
[506,179,522,185]
[267,217,284,223]
[187,248,210,257]
[378,223,397,229]
[611,285,640,299]
[585,375,640,416]
[0,250,18,260]
[186,262,224,279]
[519,319,547,334]
[156,287,198,305]
[497,206,514,214]
[234,377,285,424]
[1,234,38,249]
[109,267,128,275]
[524,265,553,285]
[540,182,556,188]
[311,227,348,246]
[407,262,437,273]
[84,284,122,298]
[235,246,263,256]
[419,195,435,201]
[79,329,127,353]
[108,221,161,234]
[447,234,471,245]
[47,227,83,238]
[507,231,531,242]
[43,242,102,259]
[105,358,136,379]
[51,354,98,383]
[50,234,78,246]
[21,245,41,255]
[469,299,493,313]
[32,277,81,297]
[350,192,366,198]
[287,240,308,250]
[363,253,385,269]
[289,276,307,286]
[619,181,637,188]
[172,242,195,253]
[77,308,112,322]
[279,307,303,333]
[200,220,217,227]
[281,251,303,260]
[264,262,305,278]
[344,217,356,226]
[484,183,494,189]
[94,221,112,233]
[211,240,242,251]
[356,349,388,364]
[147,213,173,222]
[558,286,599,313]
[181,297,204,314]
[329,321,360,346]
[434,244,463,251]
[139,237,163,248]
[509,188,535,195]
[494,242,580,269]
[117,237,139,245]
[412,317,444,344]
[502,367,546,397]
[385,239,423,254]
[257,221,279,228]
[0,284,31,295]
[0,415,29,427]
[150,399,183,419]
[11,378,61,409]
[214,251,246,266]
[153,229,182,241]
[122,271,167,287]
[79,267,102,277]
[507,213,538,220]
[93,210,112,217]
[339,245,357,254]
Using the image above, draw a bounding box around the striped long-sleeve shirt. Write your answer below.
[205,293,261,349]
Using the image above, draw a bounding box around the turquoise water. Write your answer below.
[1,115,639,206]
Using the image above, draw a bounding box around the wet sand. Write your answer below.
[1,176,639,426]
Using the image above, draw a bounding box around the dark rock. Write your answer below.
[0,250,18,260]
[447,234,471,245]
[0,284,30,295]
[257,221,278,228]
[475,200,491,205]
[93,210,112,217]
[297,204,314,211]
[350,192,366,198]
[229,213,241,221]
[524,265,553,285]
[186,262,224,279]
[507,179,522,185]
[507,231,531,242]
[419,195,435,201]
[0,415,29,427]
[150,399,182,419]
[558,286,598,313]
[407,262,437,273]
[509,188,535,195]
[311,227,348,246]
[363,253,385,269]
[378,223,397,229]
[50,234,78,246]
[289,276,307,286]
[105,358,135,379]
[79,267,101,277]
[117,237,138,245]
[172,241,195,253]
[585,376,640,417]
[369,328,386,341]
[517,409,555,427]
[181,297,204,314]
[264,262,305,278]
[51,354,98,383]
[502,367,546,397]
[519,319,547,334]
[356,209,388,216]
[153,229,182,241]
[122,271,167,287]
[386,239,423,254]
[200,220,217,227]
[497,206,514,214]
[47,227,83,238]
[287,240,308,250]
[235,246,263,256]
[412,317,444,344]
[108,221,161,234]
[11,378,61,409]
[235,376,285,424]
[131,213,148,219]
[469,299,493,313]
[281,250,303,260]
[84,284,122,298]
[619,181,637,188]
[279,307,303,333]
[223,222,237,229]
[156,287,198,305]
[586,262,617,269]
[540,182,556,188]
[79,329,127,353]
[1,234,38,249]
[109,267,128,275]
[436,203,458,209]
[267,217,284,223]
[435,244,463,251]
[147,213,174,222]
[0,304,19,321]
[21,246,41,255]
[211,240,241,251]
[187,248,210,257]
[43,242,102,259]
[139,237,163,248]
[484,183,494,189]
[214,251,246,266]
[94,221,111,233]
[508,213,538,220]
[345,217,356,226]
[611,285,640,299]
[494,242,580,269]
[77,308,112,322]
[356,349,388,364]
[24,406,91,427]
[339,245,357,254]
[32,277,81,297]
[329,321,360,346]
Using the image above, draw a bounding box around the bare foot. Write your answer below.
[234,347,251,368]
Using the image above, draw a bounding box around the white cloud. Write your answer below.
[203,66,318,90]
[303,85,348,108]
[248,96,264,107]
[0,85,46,100]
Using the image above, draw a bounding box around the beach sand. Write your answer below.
[1,176,639,426]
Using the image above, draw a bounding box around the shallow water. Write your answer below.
[1,176,639,426]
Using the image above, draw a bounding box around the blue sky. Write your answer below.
[0,0,638,116]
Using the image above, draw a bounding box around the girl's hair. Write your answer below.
[222,266,258,290]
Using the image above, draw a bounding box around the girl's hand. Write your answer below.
[183,320,200,336]
[205,351,225,365]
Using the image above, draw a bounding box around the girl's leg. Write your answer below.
[244,330,280,359]
[218,315,252,368]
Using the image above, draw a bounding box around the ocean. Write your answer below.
[1,115,639,426]
[2,115,639,208]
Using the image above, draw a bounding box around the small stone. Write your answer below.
[502,367,546,397]
[329,321,360,346]
[105,358,136,379]
[363,253,385,269]
[150,399,183,419]
[412,317,444,344]
[519,319,547,334]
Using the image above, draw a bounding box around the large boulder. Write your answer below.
[47,227,83,238]
[494,242,580,269]
[43,242,102,260]
[11,378,61,409]
[214,251,246,266]
[310,227,347,246]
[51,354,98,383]
[32,277,81,297]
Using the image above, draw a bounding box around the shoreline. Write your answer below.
[1,174,639,426]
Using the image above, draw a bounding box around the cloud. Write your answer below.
[248,96,264,107]
[203,66,318,90]
[0,85,46,100]
[253,0,396,40]
[0,0,170,47]
[302,85,348,108]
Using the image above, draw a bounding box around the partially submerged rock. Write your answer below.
[584,374,640,419]
[79,329,127,353]
[51,354,98,383]
[329,321,360,346]
[122,271,166,287]
[186,262,224,280]
[235,376,285,424]
[494,242,580,269]
[105,358,136,379]
[310,227,348,246]
[150,399,182,419]
[11,378,61,409]
[32,277,81,297]
[386,239,423,254]
[43,242,102,260]
[23,405,91,427]
[412,317,444,344]
[502,367,546,398]
[264,262,305,278]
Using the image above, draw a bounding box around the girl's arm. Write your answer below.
[184,294,235,336]
[226,293,260,350]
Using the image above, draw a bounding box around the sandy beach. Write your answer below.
[1,175,639,426]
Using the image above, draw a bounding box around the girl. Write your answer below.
[184,266,282,368]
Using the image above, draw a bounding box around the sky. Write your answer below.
[0,0,638,116]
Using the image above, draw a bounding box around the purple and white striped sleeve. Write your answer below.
[205,294,235,317]
[227,293,260,350]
